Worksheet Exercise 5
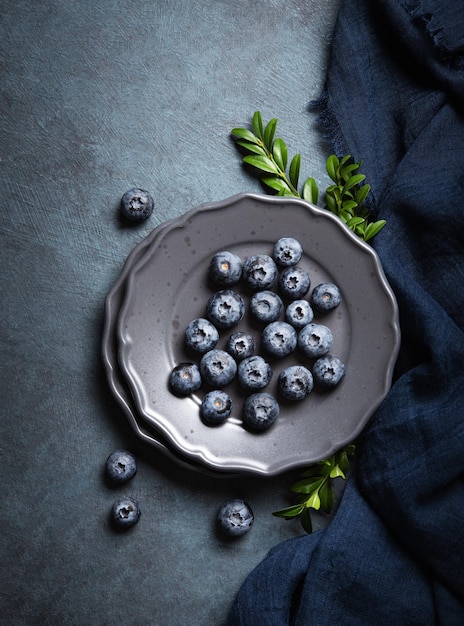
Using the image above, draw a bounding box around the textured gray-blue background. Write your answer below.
[1,1,341,624]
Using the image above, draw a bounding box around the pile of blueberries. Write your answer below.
[169,237,345,432]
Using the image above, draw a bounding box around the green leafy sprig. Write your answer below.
[272,445,355,533]
[231,111,386,242]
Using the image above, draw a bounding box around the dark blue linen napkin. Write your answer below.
[228,1,464,623]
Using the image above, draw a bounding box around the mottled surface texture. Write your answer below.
[0,1,341,624]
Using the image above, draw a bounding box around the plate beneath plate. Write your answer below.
[117,193,400,476]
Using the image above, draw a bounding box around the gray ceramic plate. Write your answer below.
[102,218,226,476]
[117,193,400,476]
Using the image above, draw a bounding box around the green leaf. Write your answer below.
[302,177,318,204]
[235,140,267,156]
[343,173,366,192]
[319,480,334,514]
[272,502,306,518]
[231,127,260,144]
[243,154,279,174]
[346,216,366,228]
[355,183,370,206]
[326,154,339,182]
[289,153,301,189]
[252,111,264,139]
[364,219,386,241]
[329,465,346,479]
[263,118,278,149]
[261,176,291,194]
[305,490,321,511]
[290,477,324,494]
[272,137,288,171]
[300,507,313,533]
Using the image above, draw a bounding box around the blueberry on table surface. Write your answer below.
[250,290,283,323]
[261,321,297,358]
[242,392,280,431]
[120,188,154,222]
[237,355,273,391]
[206,289,245,329]
[185,317,219,354]
[105,450,137,484]
[199,349,237,387]
[313,354,345,388]
[242,255,277,291]
[201,390,232,425]
[217,499,254,537]
[310,283,341,313]
[278,365,314,401]
[285,299,314,329]
[209,251,243,286]
[111,496,141,529]
[298,323,333,359]
[226,331,255,361]
[273,237,303,267]
[169,362,202,396]
[278,266,311,300]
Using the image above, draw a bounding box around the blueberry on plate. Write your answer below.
[278,266,311,300]
[111,496,141,529]
[217,499,254,537]
[242,392,280,431]
[278,365,314,401]
[250,290,283,323]
[310,283,341,313]
[209,251,243,286]
[273,237,303,267]
[285,300,314,329]
[226,331,255,362]
[206,289,245,329]
[185,317,219,354]
[105,450,137,484]
[242,255,277,291]
[120,188,154,222]
[261,321,297,358]
[201,390,232,425]
[313,354,345,388]
[298,323,333,359]
[169,362,202,396]
[237,355,273,391]
[199,349,237,387]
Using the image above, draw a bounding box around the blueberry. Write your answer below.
[278,266,311,300]
[185,318,219,354]
[261,321,297,358]
[169,362,202,396]
[217,499,254,537]
[120,188,154,222]
[206,289,245,329]
[278,365,313,401]
[298,323,333,359]
[237,355,273,391]
[310,283,341,313]
[285,300,314,329]
[273,237,303,267]
[242,255,277,291]
[201,390,232,425]
[199,349,237,387]
[209,251,243,286]
[105,450,137,484]
[226,331,255,362]
[250,290,283,323]
[313,355,345,388]
[242,392,280,431]
[111,496,141,529]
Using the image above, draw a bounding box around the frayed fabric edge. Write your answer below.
[405,0,464,69]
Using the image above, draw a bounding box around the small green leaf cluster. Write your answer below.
[272,445,355,533]
[231,111,319,203]
[325,155,386,242]
[231,111,385,242]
